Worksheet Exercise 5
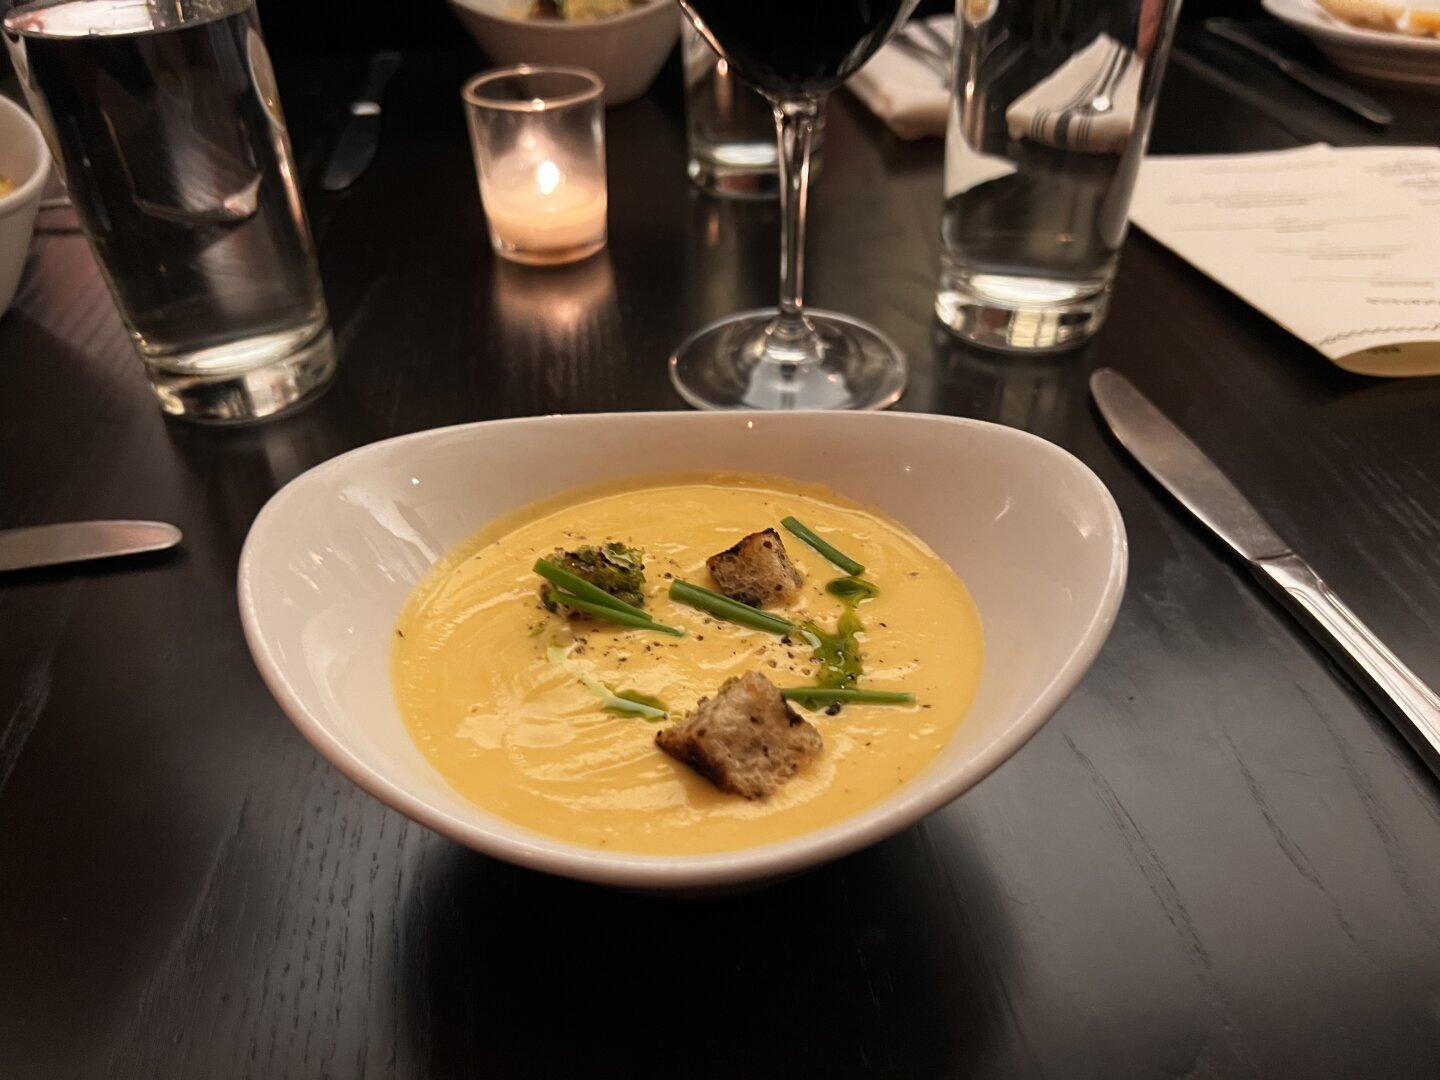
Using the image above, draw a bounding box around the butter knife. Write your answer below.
[1204,18,1393,127]
[0,521,182,573]
[1090,368,1440,777]
[320,51,403,192]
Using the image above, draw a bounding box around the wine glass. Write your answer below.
[672,0,919,411]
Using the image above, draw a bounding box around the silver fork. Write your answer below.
[892,34,949,83]
[909,20,954,65]
[1083,44,1133,115]
[897,21,953,85]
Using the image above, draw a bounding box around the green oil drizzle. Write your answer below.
[795,577,880,693]
[825,576,880,604]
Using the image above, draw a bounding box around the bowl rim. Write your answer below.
[238,410,1129,889]
[0,96,51,218]
[448,0,673,32]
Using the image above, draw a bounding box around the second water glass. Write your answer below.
[936,0,1182,351]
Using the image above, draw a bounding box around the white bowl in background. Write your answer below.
[238,411,1127,892]
[448,0,681,105]
[0,95,51,318]
[1263,0,1440,87]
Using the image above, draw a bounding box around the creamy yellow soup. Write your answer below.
[392,473,983,854]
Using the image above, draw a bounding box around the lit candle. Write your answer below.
[481,154,607,265]
[463,67,609,268]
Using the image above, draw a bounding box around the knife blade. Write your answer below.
[321,51,403,192]
[1090,368,1440,778]
[0,521,182,573]
[1204,18,1393,127]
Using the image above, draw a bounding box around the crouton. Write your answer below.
[656,672,823,798]
[706,528,804,608]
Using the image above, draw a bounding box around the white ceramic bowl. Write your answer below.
[1263,0,1440,87]
[449,0,681,105]
[238,412,1127,891]
[0,96,51,318]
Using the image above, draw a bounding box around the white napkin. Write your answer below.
[847,16,953,141]
[1005,35,1141,154]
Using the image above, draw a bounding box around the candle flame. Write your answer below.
[536,160,561,196]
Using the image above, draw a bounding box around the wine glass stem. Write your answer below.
[770,94,823,346]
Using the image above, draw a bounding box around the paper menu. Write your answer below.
[1129,145,1440,377]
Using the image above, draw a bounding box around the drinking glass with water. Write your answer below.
[936,0,1181,352]
[4,0,333,421]
[681,20,826,200]
[682,21,778,199]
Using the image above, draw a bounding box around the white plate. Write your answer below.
[1263,0,1440,87]
[238,411,1127,892]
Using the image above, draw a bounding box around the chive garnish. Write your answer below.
[545,590,685,637]
[547,642,671,720]
[781,516,864,576]
[602,693,668,721]
[780,688,916,706]
[602,686,668,721]
[535,558,653,621]
[668,580,794,636]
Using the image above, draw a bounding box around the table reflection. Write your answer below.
[912,323,1094,446]
[488,253,626,411]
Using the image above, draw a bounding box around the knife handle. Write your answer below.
[1253,554,1440,774]
[360,51,402,108]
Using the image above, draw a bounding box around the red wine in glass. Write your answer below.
[671,0,919,410]
[684,0,916,93]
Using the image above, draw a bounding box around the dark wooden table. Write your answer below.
[3,26,1440,1079]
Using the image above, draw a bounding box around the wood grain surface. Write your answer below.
[2,25,1439,1080]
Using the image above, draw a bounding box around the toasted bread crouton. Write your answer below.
[706,528,804,608]
[656,672,823,799]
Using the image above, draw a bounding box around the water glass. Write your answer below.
[682,21,777,198]
[681,22,826,199]
[936,0,1182,351]
[4,0,333,422]
[463,66,607,267]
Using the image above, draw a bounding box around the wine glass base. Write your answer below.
[669,308,907,411]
